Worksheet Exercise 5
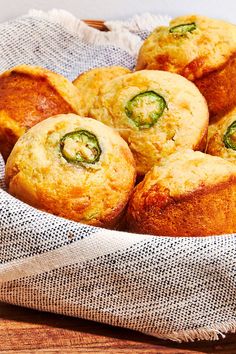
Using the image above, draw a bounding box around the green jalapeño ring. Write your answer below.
[169,22,197,35]
[125,91,167,129]
[60,130,102,164]
[223,120,236,151]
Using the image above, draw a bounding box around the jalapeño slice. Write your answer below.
[169,22,197,35]
[125,91,167,129]
[60,130,101,164]
[223,121,236,151]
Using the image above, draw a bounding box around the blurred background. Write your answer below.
[0,0,235,22]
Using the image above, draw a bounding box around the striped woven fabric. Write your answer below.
[0,9,236,342]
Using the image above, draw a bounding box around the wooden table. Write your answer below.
[1,302,236,353]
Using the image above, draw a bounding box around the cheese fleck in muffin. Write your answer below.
[73,66,131,116]
[127,149,236,236]
[207,108,236,162]
[0,65,84,161]
[5,114,136,228]
[136,15,236,121]
[89,70,209,175]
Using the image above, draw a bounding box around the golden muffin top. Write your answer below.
[73,66,131,116]
[207,108,236,161]
[6,114,136,226]
[0,65,85,126]
[136,15,236,80]
[139,149,236,198]
[90,70,209,175]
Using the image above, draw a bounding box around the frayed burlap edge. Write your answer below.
[26,9,142,56]
[105,12,171,32]
[146,320,236,342]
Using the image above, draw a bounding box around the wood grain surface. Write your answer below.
[1,302,236,353]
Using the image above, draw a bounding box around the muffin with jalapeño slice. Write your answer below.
[207,107,236,162]
[89,70,209,175]
[5,114,136,228]
[136,15,236,122]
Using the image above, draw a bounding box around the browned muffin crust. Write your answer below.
[0,71,75,127]
[0,65,83,161]
[127,177,236,236]
[194,53,236,122]
[127,149,236,236]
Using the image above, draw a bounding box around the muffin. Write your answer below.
[89,70,209,175]
[127,149,236,236]
[73,66,131,115]
[207,107,236,162]
[0,65,84,161]
[136,15,236,122]
[5,114,136,228]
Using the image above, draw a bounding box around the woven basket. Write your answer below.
[1,12,236,343]
[84,19,108,31]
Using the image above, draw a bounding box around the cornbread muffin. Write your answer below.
[89,70,209,175]
[73,66,131,115]
[127,149,236,236]
[207,107,236,162]
[136,15,236,121]
[5,114,136,228]
[0,65,84,161]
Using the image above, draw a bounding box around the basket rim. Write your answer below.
[83,19,108,31]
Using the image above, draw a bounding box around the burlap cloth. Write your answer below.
[0,9,235,343]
